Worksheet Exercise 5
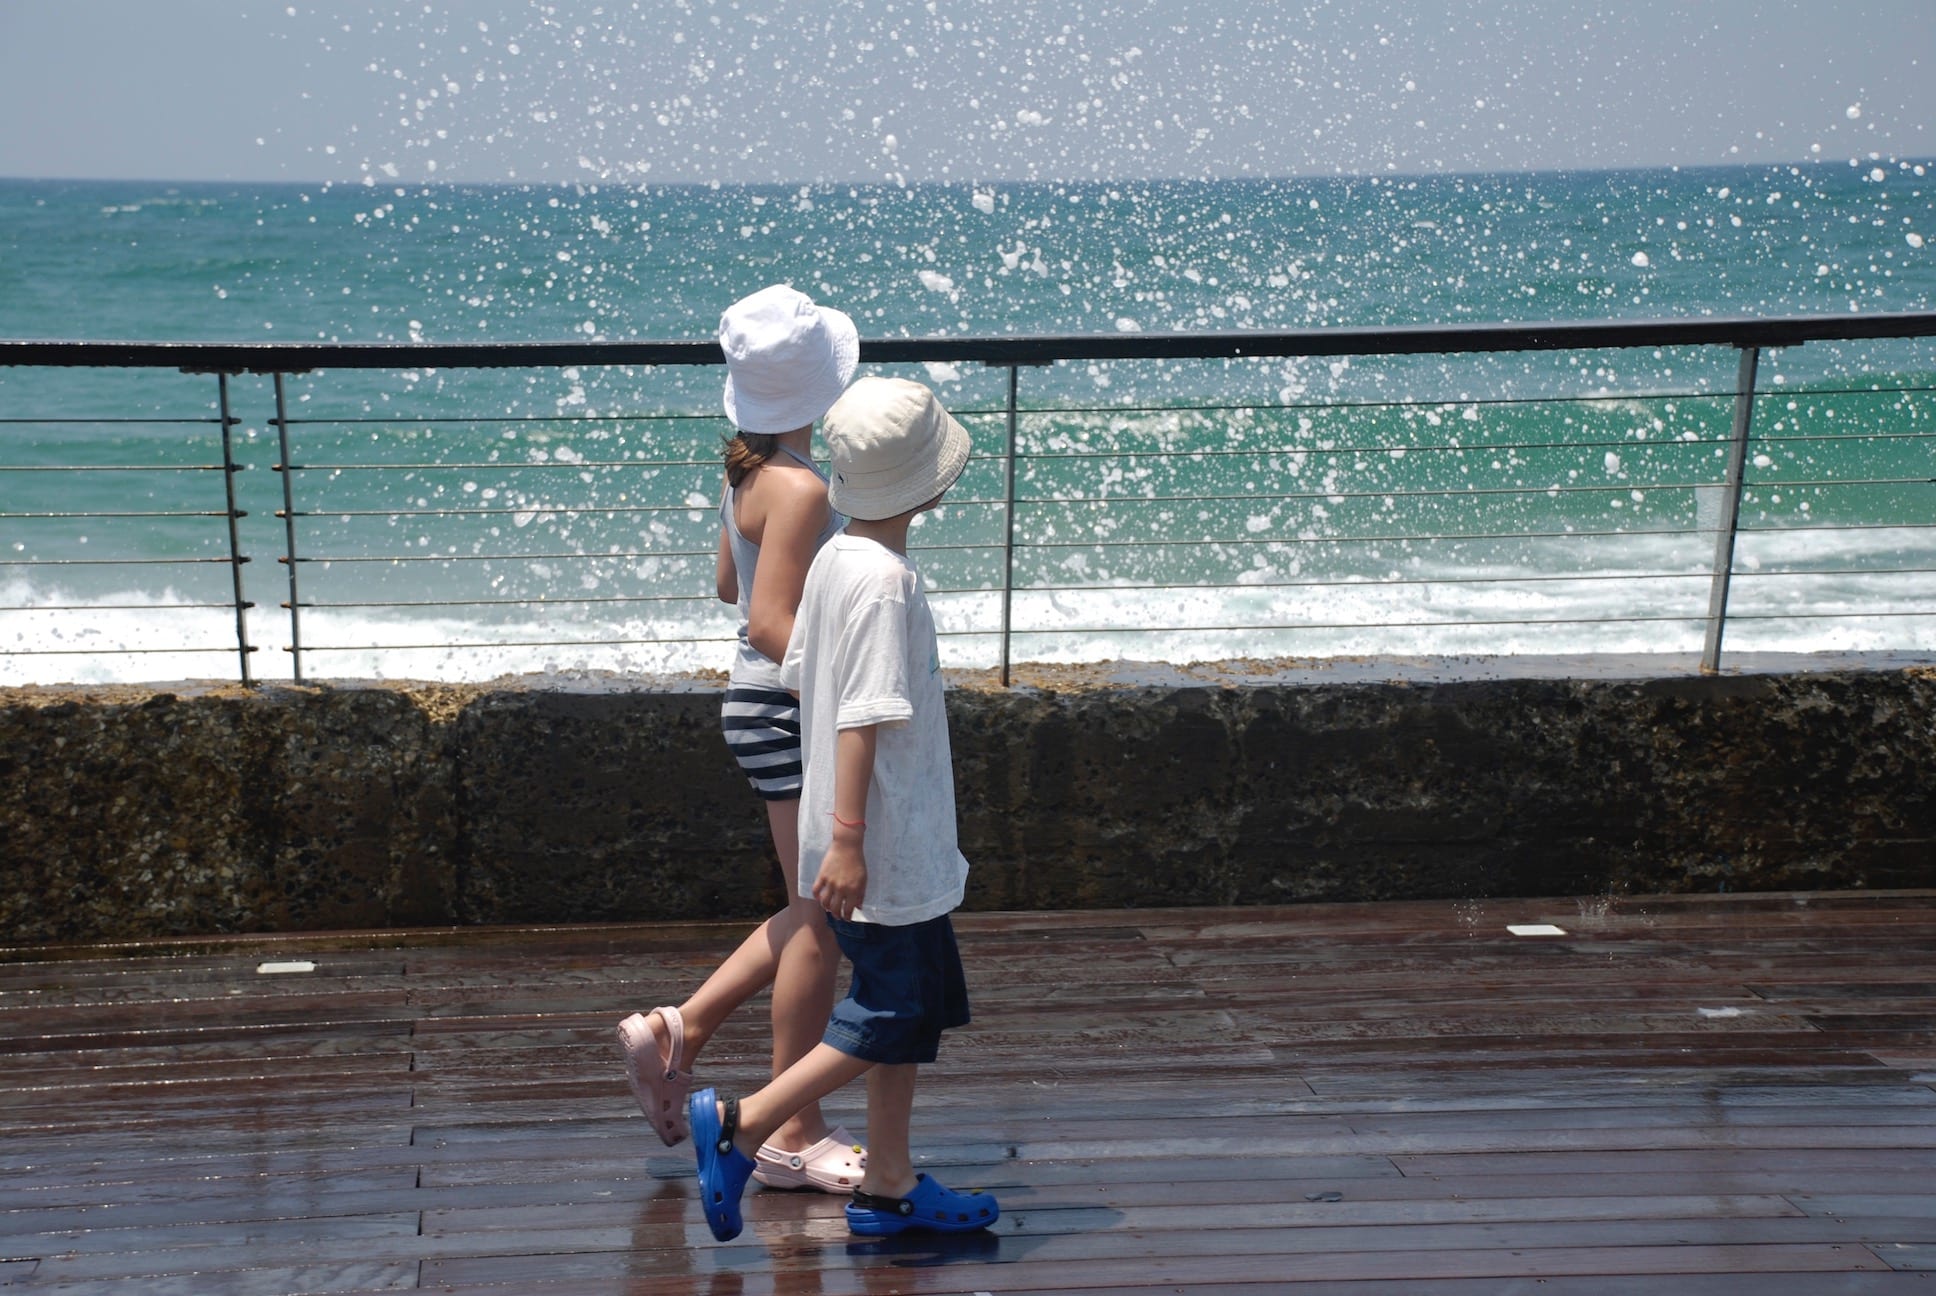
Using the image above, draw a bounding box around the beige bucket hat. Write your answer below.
[823,377,971,521]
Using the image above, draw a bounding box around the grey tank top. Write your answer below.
[722,444,843,688]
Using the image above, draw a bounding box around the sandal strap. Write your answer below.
[848,1187,916,1217]
[654,1005,688,1079]
[716,1096,741,1156]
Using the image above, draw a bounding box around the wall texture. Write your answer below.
[3,666,1932,943]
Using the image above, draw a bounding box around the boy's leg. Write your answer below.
[843,1058,1000,1235]
[728,1042,874,1157]
[689,1042,871,1241]
[856,1063,917,1198]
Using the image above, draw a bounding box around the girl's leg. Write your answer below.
[759,797,843,1150]
[644,798,841,1149]
[654,915,782,1063]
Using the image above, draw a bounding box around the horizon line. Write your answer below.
[3,154,1932,190]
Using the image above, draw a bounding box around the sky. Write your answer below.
[0,0,1929,185]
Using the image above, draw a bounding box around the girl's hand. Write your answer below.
[813,831,868,920]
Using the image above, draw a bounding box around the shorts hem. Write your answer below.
[822,1022,945,1067]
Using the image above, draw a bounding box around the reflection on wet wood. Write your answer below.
[1,890,1932,1291]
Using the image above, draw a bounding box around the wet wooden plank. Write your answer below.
[1391,1146,1936,1176]
[10,1262,421,1295]
[0,1018,416,1057]
[1792,1195,1936,1220]
[416,1243,1895,1292]
[12,1212,422,1258]
[1874,1244,1934,1271]
[30,1211,1927,1286]
[0,1169,421,1217]
[856,1281,1936,1296]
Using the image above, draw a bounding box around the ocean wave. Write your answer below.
[6,528,1931,685]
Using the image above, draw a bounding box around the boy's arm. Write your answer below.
[811,723,877,921]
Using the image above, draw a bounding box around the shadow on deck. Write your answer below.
[2,891,1935,1293]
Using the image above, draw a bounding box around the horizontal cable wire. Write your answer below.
[296,592,719,609]
[943,611,1718,636]
[6,645,246,656]
[0,463,229,472]
[0,602,237,612]
[284,458,723,471]
[0,556,241,567]
[274,469,1887,523]
[294,634,739,653]
[2,510,240,520]
[286,547,715,563]
[317,567,1921,608]
[0,416,222,426]
[927,605,1936,640]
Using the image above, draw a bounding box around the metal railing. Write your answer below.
[4,311,1934,687]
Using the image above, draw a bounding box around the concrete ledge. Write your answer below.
[4,659,1933,942]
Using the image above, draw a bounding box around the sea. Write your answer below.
[1,162,1932,686]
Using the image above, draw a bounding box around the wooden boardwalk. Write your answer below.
[3,891,1935,1294]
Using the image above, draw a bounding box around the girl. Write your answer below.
[616,284,865,1194]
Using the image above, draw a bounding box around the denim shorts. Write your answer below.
[823,912,971,1065]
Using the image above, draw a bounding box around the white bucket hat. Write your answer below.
[718,284,860,434]
[823,377,972,522]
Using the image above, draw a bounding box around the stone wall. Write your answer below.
[4,664,1932,943]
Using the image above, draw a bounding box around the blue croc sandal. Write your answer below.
[845,1173,1000,1236]
[690,1087,757,1242]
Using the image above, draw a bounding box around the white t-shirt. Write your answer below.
[779,533,968,926]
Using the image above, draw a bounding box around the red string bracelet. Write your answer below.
[830,810,866,829]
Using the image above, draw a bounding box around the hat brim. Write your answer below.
[721,306,860,434]
[828,404,972,522]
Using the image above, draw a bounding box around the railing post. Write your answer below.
[1701,344,1760,674]
[1000,364,1020,687]
[214,373,255,686]
[271,373,304,684]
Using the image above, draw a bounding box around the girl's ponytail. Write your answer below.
[723,432,780,487]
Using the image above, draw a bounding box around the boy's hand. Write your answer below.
[813,829,868,920]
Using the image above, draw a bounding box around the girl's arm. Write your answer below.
[715,523,737,604]
[745,477,831,661]
[812,723,876,920]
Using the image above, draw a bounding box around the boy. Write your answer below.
[686,377,1001,1242]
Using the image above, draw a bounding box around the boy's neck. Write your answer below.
[844,514,914,555]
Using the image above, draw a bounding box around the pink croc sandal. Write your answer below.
[616,1007,692,1146]
[752,1125,868,1194]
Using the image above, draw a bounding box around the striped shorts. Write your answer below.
[720,685,804,801]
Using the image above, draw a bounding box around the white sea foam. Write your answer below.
[7,528,1930,686]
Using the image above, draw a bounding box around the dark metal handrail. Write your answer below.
[5,310,1936,371]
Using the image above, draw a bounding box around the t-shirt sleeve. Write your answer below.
[835,590,915,730]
